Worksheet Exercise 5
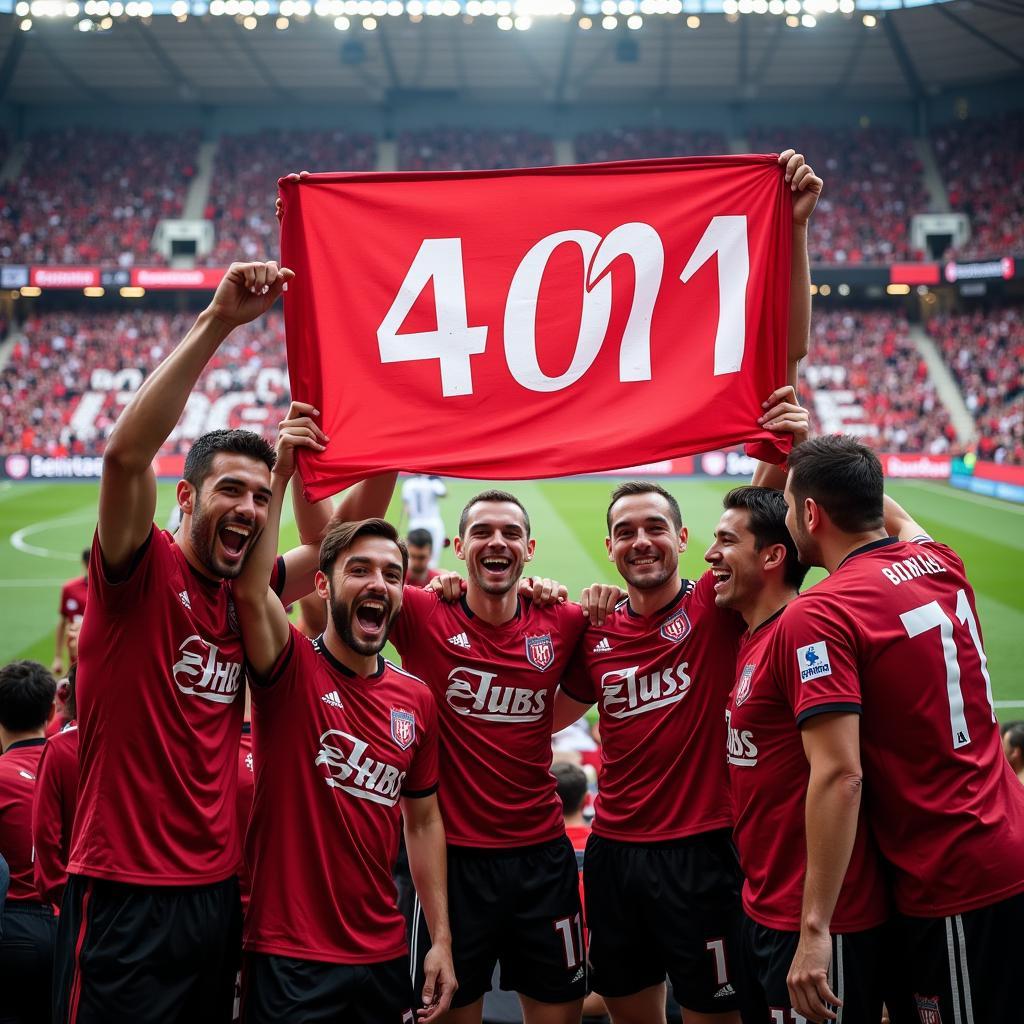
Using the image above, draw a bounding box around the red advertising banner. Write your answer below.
[31,266,100,288]
[279,156,793,501]
[132,267,226,290]
[974,460,1024,486]
[889,262,940,286]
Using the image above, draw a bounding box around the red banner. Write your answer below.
[31,266,100,288]
[132,267,226,290]
[280,156,793,500]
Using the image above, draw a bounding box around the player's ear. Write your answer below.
[605,536,613,561]
[453,535,466,561]
[176,479,195,516]
[764,542,786,571]
[314,569,330,600]
[804,497,820,532]
[525,538,536,562]
[678,525,688,552]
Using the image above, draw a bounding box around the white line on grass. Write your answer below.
[994,701,1024,709]
[10,512,97,561]
[900,481,1024,515]
[0,579,71,587]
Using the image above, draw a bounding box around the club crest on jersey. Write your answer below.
[391,708,416,750]
[797,641,832,683]
[525,633,555,671]
[913,995,942,1024]
[660,609,691,644]
[735,663,756,707]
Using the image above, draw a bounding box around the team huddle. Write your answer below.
[0,151,1022,1024]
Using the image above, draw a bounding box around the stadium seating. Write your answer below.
[932,113,1024,260]
[573,127,728,163]
[927,307,1023,464]
[804,310,956,454]
[0,129,199,266]
[204,130,377,265]
[397,127,554,171]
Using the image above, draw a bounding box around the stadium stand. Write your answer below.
[0,129,199,267]
[927,307,1024,465]
[573,127,728,163]
[397,127,554,170]
[932,113,1024,260]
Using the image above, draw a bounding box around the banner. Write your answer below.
[279,156,793,500]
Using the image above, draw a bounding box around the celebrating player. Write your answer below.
[705,486,888,1022]
[393,490,588,1024]
[231,422,454,1023]
[52,549,88,677]
[53,262,396,1024]
[775,435,1024,1021]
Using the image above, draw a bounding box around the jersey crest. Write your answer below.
[525,633,555,671]
[913,995,942,1024]
[391,708,416,750]
[735,663,756,707]
[660,608,691,644]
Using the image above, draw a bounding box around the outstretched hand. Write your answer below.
[276,170,311,222]
[758,385,809,446]
[274,401,328,480]
[779,149,823,227]
[207,261,294,330]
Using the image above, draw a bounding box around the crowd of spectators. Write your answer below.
[0,129,198,267]
[0,309,289,459]
[573,127,727,163]
[749,125,929,264]
[803,310,956,454]
[927,307,1024,465]
[204,130,377,265]
[932,113,1024,261]
[397,128,554,170]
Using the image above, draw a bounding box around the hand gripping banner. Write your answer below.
[279,155,793,501]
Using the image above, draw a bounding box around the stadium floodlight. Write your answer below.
[443,0,460,13]
[139,0,152,12]
[210,0,223,12]
[626,12,640,26]
[768,0,782,13]
[223,0,239,14]
[170,0,187,12]
[839,0,853,10]
[736,0,752,13]
[801,12,815,25]
[388,1,403,14]
[686,13,697,25]
[578,14,590,25]
[334,12,349,23]
[15,0,28,11]
[721,0,736,13]
[838,283,850,296]
[76,14,93,25]
[19,16,32,27]
[601,12,615,25]
[243,14,257,26]
[513,12,529,25]
[275,13,288,24]
[862,12,876,25]
[753,0,768,12]
[496,12,512,25]
[818,283,831,295]
[784,0,798,11]
[618,0,634,13]
[466,0,479,11]
[65,2,79,15]
[362,13,376,23]
[371,0,388,15]
[406,0,423,11]
[295,0,311,13]
[84,287,105,297]
[20,286,42,296]
[99,13,112,24]
[256,0,270,12]
[785,12,796,24]
[109,1,123,13]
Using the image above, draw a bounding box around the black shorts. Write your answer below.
[738,914,887,1023]
[883,890,1024,1024]
[0,901,57,1024]
[584,829,742,1013]
[53,873,242,1024]
[241,953,414,1023]
[411,837,586,1008]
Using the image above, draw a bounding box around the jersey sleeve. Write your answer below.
[391,584,439,656]
[250,624,307,694]
[560,638,597,705]
[771,597,863,726]
[402,691,440,798]
[31,741,68,906]
[58,583,72,620]
[87,524,165,611]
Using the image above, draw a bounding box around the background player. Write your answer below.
[407,528,443,587]
[775,435,1024,1022]
[705,486,888,1022]
[1001,720,1024,783]
[393,490,587,1024]
[402,474,448,568]
[0,659,57,1024]
[52,550,88,678]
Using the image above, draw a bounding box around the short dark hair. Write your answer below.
[786,435,884,534]
[551,761,588,816]
[319,518,409,578]
[458,490,530,539]
[81,549,90,567]
[723,486,809,591]
[0,661,56,733]
[407,528,433,550]
[1002,720,1024,755]
[183,429,276,490]
[607,480,683,534]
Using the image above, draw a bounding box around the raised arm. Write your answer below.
[883,495,929,542]
[779,148,823,366]
[751,384,810,490]
[98,262,293,577]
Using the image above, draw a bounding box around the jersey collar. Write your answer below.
[749,605,786,637]
[625,580,687,620]
[459,593,523,624]
[838,535,900,570]
[3,737,46,752]
[312,634,386,679]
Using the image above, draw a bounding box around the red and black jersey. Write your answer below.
[237,723,254,913]
[0,738,46,902]
[32,722,79,906]
[59,576,88,624]
[391,586,586,848]
[245,627,439,964]
[70,525,284,887]
[562,574,745,842]
[727,613,887,932]
[768,536,1024,917]
[405,567,443,589]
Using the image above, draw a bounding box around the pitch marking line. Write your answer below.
[9,511,97,562]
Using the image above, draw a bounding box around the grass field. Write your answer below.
[2,477,1023,710]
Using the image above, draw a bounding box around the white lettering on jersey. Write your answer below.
[445,667,547,722]
[172,635,242,704]
[880,552,947,587]
[797,641,832,683]
[314,729,406,806]
[725,708,758,767]
[599,662,692,719]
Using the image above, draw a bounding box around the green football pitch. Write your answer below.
[2,477,1023,711]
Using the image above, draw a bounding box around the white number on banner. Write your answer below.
[679,215,750,376]
[377,219,748,396]
[376,238,488,398]
[899,588,995,749]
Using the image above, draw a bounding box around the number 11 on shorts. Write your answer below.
[554,913,584,969]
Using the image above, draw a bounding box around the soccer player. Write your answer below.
[394,490,588,1024]
[232,427,454,1022]
[402,474,448,568]
[52,549,88,677]
[53,262,396,1024]
[1000,720,1024,783]
[407,527,443,587]
[32,665,80,908]
[705,486,888,1022]
[0,659,58,1024]
[775,435,1024,1022]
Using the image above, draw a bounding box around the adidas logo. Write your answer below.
[593,637,612,652]
[179,590,191,610]
[321,690,344,709]
[570,966,584,983]
[714,983,736,999]
[447,632,471,649]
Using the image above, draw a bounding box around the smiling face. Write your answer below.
[179,453,272,579]
[318,535,405,657]
[454,500,534,597]
[704,507,768,612]
[606,492,686,591]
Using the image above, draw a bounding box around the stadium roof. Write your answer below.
[2,0,1023,107]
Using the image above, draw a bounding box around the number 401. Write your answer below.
[376,216,750,398]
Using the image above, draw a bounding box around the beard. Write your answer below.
[328,587,397,657]
[188,498,255,580]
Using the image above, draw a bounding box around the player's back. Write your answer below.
[779,536,1024,917]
